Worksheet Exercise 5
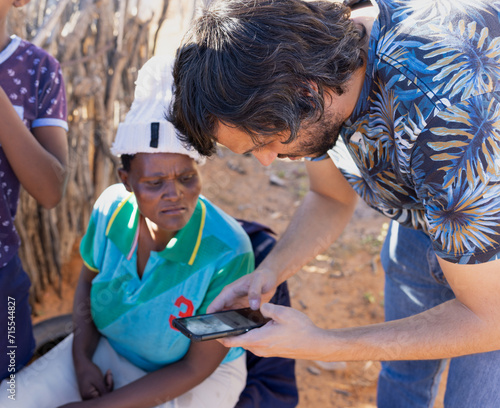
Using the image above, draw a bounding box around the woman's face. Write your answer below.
[119,153,202,234]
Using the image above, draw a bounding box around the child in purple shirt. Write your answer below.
[0,0,68,380]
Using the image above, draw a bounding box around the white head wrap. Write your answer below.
[111,55,204,164]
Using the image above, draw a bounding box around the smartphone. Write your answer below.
[172,308,270,342]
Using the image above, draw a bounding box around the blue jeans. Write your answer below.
[0,254,35,381]
[377,221,500,408]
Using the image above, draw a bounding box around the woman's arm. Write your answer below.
[61,336,229,408]
[69,266,231,407]
[72,265,113,400]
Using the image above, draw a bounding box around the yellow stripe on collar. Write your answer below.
[106,192,135,236]
[188,200,206,266]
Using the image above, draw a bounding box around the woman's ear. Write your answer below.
[118,168,132,192]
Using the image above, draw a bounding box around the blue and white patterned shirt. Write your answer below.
[331,0,500,264]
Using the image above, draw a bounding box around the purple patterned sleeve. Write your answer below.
[32,54,68,130]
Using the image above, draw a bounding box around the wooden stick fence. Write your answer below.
[8,0,200,310]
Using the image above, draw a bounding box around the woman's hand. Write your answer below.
[75,360,113,400]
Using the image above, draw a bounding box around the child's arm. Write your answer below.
[72,266,113,400]
[0,86,68,208]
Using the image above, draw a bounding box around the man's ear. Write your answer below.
[13,0,30,8]
[301,80,322,103]
[118,168,132,192]
[306,80,319,94]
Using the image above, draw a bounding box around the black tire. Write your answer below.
[32,313,73,358]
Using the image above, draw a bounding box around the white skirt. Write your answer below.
[0,334,247,408]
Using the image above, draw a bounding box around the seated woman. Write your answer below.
[4,56,253,408]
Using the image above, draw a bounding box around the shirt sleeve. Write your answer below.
[79,187,120,272]
[80,215,99,272]
[413,93,500,264]
[31,55,68,130]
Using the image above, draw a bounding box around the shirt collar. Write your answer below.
[0,35,22,66]
[105,194,206,265]
[159,199,206,265]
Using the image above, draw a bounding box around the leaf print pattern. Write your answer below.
[393,0,491,30]
[333,0,500,264]
[428,96,500,188]
[426,177,500,260]
[422,21,500,100]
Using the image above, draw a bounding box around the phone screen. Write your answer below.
[172,308,270,341]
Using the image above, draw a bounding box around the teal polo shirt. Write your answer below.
[80,184,253,372]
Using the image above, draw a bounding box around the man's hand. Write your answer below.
[207,268,279,313]
[218,303,325,359]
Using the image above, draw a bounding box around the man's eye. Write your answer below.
[146,180,162,187]
[180,174,194,183]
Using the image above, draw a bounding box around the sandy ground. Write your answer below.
[31,148,448,407]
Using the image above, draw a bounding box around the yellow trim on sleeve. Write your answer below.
[105,192,134,236]
[188,200,206,266]
[83,259,99,273]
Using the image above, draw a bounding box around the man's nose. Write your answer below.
[252,149,278,166]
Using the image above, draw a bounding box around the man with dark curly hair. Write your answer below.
[169,0,500,406]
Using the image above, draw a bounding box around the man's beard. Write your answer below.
[279,114,343,159]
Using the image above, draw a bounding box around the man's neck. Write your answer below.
[324,64,367,125]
